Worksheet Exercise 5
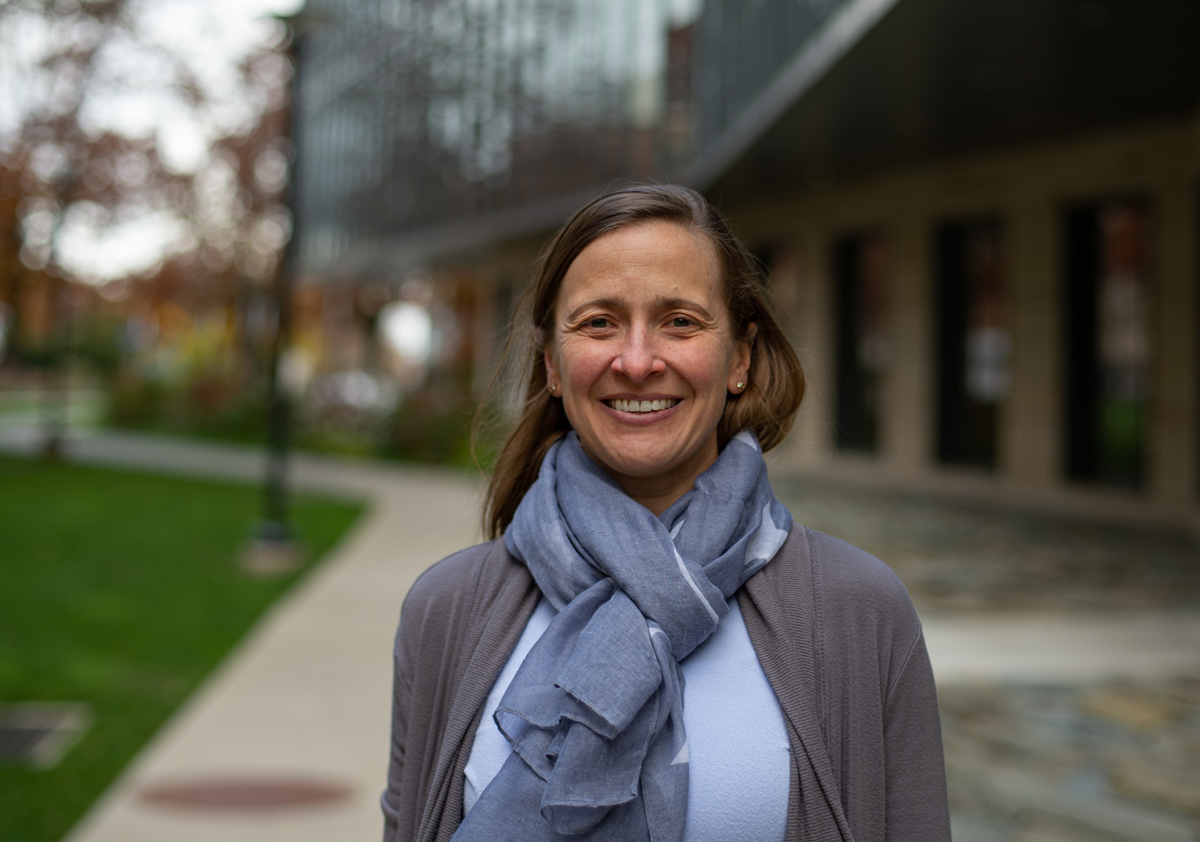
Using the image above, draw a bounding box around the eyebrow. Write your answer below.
[564,296,716,323]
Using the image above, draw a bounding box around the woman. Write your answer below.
[382,185,950,842]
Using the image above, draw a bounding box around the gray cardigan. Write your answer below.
[383,526,950,842]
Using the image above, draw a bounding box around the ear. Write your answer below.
[727,322,756,394]
[541,329,562,395]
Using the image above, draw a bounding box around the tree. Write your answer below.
[0,0,299,451]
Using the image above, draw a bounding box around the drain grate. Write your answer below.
[140,776,354,810]
[0,703,91,769]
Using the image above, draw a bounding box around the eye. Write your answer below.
[670,316,693,328]
[587,317,610,329]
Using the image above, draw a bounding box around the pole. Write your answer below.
[242,14,314,573]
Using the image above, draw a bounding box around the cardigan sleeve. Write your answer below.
[381,545,487,842]
[809,529,952,842]
[882,629,951,842]
[381,540,541,842]
[744,527,951,842]
[383,553,446,842]
[382,615,413,841]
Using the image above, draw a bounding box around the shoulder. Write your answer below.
[802,529,916,623]
[403,540,499,610]
[765,527,913,610]
[396,538,536,657]
[763,526,922,653]
[396,539,514,648]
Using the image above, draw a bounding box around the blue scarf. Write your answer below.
[453,431,792,842]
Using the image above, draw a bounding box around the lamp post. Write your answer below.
[241,11,323,574]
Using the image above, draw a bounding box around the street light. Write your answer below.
[241,10,327,575]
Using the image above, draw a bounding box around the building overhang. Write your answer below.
[313,186,602,280]
[691,0,1200,202]
[305,0,1200,277]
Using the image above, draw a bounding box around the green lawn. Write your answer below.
[0,455,364,842]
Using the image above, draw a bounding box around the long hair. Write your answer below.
[477,184,804,539]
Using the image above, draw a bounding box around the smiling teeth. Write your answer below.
[609,399,677,413]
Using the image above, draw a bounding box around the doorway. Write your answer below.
[1064,199,1151,488]
[833,233,888,453]
[935,219,1008,469]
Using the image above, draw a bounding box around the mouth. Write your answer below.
[604,398,678,413]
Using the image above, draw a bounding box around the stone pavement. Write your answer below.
[939,677,1200,842]
[775,477,1200,842]
[3,427,1198,841]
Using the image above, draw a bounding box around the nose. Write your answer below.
[611,325,666,382]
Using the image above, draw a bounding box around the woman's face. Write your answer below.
[545,220,752,513]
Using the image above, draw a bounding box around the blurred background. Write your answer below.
[1,0,1198,840]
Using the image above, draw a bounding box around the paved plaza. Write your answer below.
[775,477,1200,842]
[2,426,1198,842]
[775,477,1200,613]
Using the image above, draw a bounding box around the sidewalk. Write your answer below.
[4,427,1198,841]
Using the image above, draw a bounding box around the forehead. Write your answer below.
[557,220,723,310]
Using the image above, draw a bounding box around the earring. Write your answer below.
[548,384,557,393]
[736,381,746,390]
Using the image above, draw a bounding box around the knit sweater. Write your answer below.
[382,526,951,842]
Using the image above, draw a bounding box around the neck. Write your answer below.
[621,482,689,517]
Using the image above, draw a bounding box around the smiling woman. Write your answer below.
[484,185,803,538]
[381,185,950,842]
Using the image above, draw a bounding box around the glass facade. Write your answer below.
[691,0,848,152]
[295,0,709,272]
[293,0,849,274]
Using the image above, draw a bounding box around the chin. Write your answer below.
[592,437,712,482]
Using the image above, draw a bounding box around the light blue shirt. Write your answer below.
[464,596,790,842]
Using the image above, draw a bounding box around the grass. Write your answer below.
[0,454,364,842]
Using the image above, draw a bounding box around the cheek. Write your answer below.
[557,337,608,392]
[680,343,732,396]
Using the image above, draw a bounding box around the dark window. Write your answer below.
[833,234,887,453]
[1065,200,1151,488]
[935,219,1008,469]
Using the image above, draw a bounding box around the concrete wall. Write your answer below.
[728,116,1200,527]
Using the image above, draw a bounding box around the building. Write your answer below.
[295,0,1200,529]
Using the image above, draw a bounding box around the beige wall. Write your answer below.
[1151,179,1199,512]
[729,116,1200,525]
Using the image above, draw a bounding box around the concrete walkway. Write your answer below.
[3,427,1198,841]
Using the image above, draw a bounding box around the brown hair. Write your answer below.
[477,184,804,539]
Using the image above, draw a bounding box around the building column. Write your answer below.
[882,210,933,474]
[782,230,834,463]
[1003,195,1061,488]
[1149,182,1198,509]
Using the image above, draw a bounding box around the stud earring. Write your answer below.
[736,381,746,390]
[548,384,557,393]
